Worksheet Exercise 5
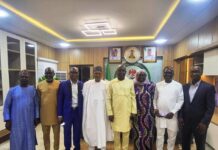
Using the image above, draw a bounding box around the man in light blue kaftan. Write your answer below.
[3,70,39,150]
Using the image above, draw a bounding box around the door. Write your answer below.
[70,65,93,83]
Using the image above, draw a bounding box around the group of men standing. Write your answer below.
[3,64,215,150]
[154,66,215,150]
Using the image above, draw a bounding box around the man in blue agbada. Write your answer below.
[3,70,39,150]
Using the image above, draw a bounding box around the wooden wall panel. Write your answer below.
[212,17,218,43]
[55,46,174,74]
[55,49,70,72]
[173,16,218,59]
[173,57,193,84]
[179,59,188,84]
[173,44,179,59]
[201,75,215,84]
[157,46,174,67]
[173,61,180,82]
[69,48,94,65]
[172,16,218,82]
[182,39,190,56]
[93,47,108,67]
[198,22,213,49]
[37,43,56,59]
[187,32,199,53]
[187,58,193,83]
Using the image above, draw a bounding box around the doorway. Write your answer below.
[69,65,93,83]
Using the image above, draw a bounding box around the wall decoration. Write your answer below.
[108,47,122,63]
[124,46,141,64]
[104,56,163,83]
[124,63,151,80]
[143,47,157,63]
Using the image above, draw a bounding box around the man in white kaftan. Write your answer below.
[153,66,184,150]
[83,66,113,150]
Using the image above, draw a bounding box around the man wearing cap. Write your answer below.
[153,66,184,150]
[83,66,113,150]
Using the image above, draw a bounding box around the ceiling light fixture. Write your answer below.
[102,29,117,35]
[84,22,111,30]
[59,42,70,48]
[81,30,102,37]
[82,21,117,36]
[0,9,9,18]
[154,39,167,44]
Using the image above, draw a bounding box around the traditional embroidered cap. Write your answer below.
[94,66,102,72]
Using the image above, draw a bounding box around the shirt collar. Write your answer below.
[164,80,173,84]
[70,80,78,85]
[116,77,127,81]
[191,80,201,87]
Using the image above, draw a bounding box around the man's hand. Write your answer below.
[58,116,63,124]
[108,115,114,122]
[196,122,207,134]
[5,120,11,131]
[34,118,40,126]
[154,109,162,117]
[165,112,174,119]
[178,118,184,129]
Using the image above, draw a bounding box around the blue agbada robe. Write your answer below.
[3,85,39,150]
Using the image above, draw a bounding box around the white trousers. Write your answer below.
[156,127,177,150]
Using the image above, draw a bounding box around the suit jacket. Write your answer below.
[57,80,83,124]
[180,80,215,126]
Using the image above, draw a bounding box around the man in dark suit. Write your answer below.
[58,67,83,150]
[179,66,215,150]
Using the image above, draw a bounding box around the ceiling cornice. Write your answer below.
[0,0,180,42]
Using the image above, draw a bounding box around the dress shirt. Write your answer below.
[71,80,78,108]
[189,80,201,103]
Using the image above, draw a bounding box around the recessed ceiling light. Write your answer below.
[81,30,102,37]
[0,9,9,18]
[154,39,167,44]
[59,42,70,48]
[27,44,35,48]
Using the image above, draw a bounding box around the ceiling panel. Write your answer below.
[0,0,218,48]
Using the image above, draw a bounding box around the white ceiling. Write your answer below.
[0,0,218,48]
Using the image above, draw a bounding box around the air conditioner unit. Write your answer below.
[56,71,67,81]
